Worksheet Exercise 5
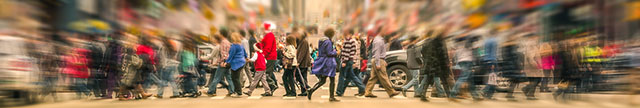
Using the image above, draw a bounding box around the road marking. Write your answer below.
[321,95,329,99]
[321,87,329,90]
[350,87,358,90]
[247,96,262,99]
[282,96,296,100]
[392,96,407,99]
[356,96,366,98]
[210,96,226,99]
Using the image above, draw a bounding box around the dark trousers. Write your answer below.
[541,70,552,91]
[266,60,278,92]
[90,70,107,97]
[283,66,297,95]
[336,61,365,95]
[310,75,336,99]
[231,67,244,95]
[505,78,525,98]
[523,77,542,97]
[295,67,310,93]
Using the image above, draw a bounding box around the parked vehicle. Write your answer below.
[0,36,40,106]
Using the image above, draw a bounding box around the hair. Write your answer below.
[248,30,255,37]
[220,28,230,39]
[324,28,335,39]
[230,32,242,44]
[213,34,224,43]
[183,38,196,53]
[286,36,297,46]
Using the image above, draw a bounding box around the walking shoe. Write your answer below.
[401,89,407,97]
[169,96,180,98]
[448,98,460,102]
[329,98,340,102]
[414,95,423,98]
[307,88,314,100]
[364,95,378,98]
[206,93,216,97]
[154,95,163,99]
[243,92,251,96]
[389,91,401,98]
[261,93,272,96]
[526,97,538,100]
[354,93,364,96]
[420,97,430,102]
[297,92,308,96]
[226,93,233,97]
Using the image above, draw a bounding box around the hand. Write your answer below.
[376,65,381,70]
[352,64,357,68]
[341,63,346,67]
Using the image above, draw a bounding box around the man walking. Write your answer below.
[336,30,366,96]
[363,34,400,98]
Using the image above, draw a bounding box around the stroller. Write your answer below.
[177,67,203,98]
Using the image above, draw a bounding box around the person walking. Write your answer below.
[155,37,181,98]
[295,28,312,96]
[401,36,422,97]
[283,36,298,97]
[449,35,483,101]
[416,29,455,102]
[521,35,544,100]
[243,42,272,96]
[363,33,401,98]
[227,33,248,97]
[336,30,366,97]
[261,23,279,93]
[207,34,236,96]
[307,28,340,102]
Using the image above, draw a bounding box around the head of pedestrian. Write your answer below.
[286,36,296,46]
[324,28,335,39]
[230,32,243,44]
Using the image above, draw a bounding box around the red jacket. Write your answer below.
[64,48,90,78]
[254,48,267,71]
[261,32,277,60]
[136,45,155,64]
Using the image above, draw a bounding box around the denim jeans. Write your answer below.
[283,66,297,95]
[450,61,480,98]
[401,69,420,90]
[157,65,179,96]
[336,61,365,95]
[483,85,497,98]
[416,75,445,97]
[207,67,235,94]
[74,78,90,97]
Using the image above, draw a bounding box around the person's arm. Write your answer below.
[373,40,383,67]
[326,40,337,57]
[226,45,236,64]
[349,39,357,62]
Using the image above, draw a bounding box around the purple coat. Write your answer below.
[312,37,337,77]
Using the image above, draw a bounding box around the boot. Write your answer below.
[135,84,152,99]
[328,77,340,102]
[307,83,321,100]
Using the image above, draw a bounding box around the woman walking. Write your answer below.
[307,28,340,102]
[283,36,298,97]
[227,33,248,97]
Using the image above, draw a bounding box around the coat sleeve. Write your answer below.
[325,40,337,57]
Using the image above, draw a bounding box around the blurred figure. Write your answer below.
[85,34,108,99]
[227,33,247,97]
[295,28,312,96]
[243,35,272,96]
[400,35,422,97]
[336,30,365,97]
[282,35,298,97]
[261,24,279,94]
[417,30,454,102]
[155,36,181,98]
[104,33,124,99]
[449,34,482,101]
[363,30,400,99]
[308,28,340,102]
[179,38,200,97]
[206,34,235,96]
[63,41,91,99]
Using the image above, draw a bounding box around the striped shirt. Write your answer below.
[341,38,357,62]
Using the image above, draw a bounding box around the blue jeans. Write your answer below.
[450,61,480,98]
[483,85,497,98]
[207,67,235,94]
[416,75,445,96]
[401,69,420,90]
[158,65,179,96]
[336,61,365,95]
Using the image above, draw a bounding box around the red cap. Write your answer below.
[264,23,271,30]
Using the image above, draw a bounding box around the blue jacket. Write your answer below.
[312,37,337,77]
[226,44,247,71]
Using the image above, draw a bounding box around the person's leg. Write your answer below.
[433,77,445,97]
[525,77,541,98]
[207,67,226,94]
[336,61,352,96]
[295,67,309,95]
[505,78,520,99]
[247,71,263,94]
[483,85,496,99]
[415,73,428,97]
[346,65,366,95]
[223,68,236,94]
[329,76,339,101]
[283,68,295,96]
[402,70,419,90]
[231,68,243,95]
[308,75,327,100]
[157,68,168,97]
[541,70,552,92]
[265,60,278,91]
[363,67,379,96]
[206,68,217,87]
[450,62,472,98]
[374,63,397,96]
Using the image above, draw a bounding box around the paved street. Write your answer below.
[13,72,640,108]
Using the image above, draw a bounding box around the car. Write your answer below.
[384,50,412,89]
[0,35,40,106]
